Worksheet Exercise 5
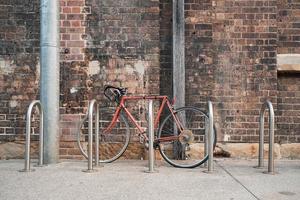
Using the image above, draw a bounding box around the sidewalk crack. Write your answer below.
[216,160,261,200]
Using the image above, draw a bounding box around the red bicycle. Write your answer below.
[96,85,216,168]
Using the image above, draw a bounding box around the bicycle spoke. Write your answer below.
[98,107,130,163]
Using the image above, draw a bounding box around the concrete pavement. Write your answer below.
[0,159,299,200]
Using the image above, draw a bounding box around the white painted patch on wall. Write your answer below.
[99,65,107,80]
[88,60,100,75]
[224,134,230,142]
[70,87,78,94]
[134,60,145,76]
[0,57,15,74]
[34,62,40,84]
[9,100,18,108]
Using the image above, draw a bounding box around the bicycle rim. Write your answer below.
[98,107,130,163]
[158,106,217,168]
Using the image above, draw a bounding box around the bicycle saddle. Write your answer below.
[104,85,127,102]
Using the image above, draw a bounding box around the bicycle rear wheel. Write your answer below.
[98,107,130,163]
[157,106,217,168]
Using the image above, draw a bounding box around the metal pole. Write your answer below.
[95,104,99,167]
[267,101,275,174]
[257,101,275,174]
[83,100,97,173]
[207,101,214,172]
[77,113,88,159]
[40,0,60,164]
[258,105,265,168]
[145,100,156,173]
[37,103,44,166]
[22,102,35,172]
[204,117,208,167]
[88,101,94,171]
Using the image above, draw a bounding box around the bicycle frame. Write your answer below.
[104,95,184,142]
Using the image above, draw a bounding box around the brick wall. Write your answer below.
[164,0,279,142]
[0,0,40,141]
[159,0,173,97]
[211,0,278,142]
[60,0,87,62]
[0,0,299,159]
[59,0,161,158]
[277,0,300,143]
[277,0,300,54]
[277,74,300,142]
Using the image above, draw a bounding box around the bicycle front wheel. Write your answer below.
[98,107,130,163]
[157,106,217,168]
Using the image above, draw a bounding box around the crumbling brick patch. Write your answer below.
[0,0,40,140]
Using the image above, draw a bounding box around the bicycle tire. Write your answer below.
[157,106,217,168]
[98,107,131,163]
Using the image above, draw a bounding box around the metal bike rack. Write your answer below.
[145,100,157,173]
[207,101,214,172]
[205,101,214,173]
[82,99,100,173]
[203,117,209,168]
[20,100,44,172]
[257,100,275,174]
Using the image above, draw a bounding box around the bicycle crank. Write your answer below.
[178,129,194,145]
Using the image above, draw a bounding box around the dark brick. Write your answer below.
[195,24,212,30]
[292,23,300,28]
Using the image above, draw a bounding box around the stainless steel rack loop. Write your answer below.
[77,100,100,172]
[207,101,214,173]
[257,100,275,174]
[20,100,44,172]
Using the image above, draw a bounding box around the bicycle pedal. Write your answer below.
[153,141,159,149]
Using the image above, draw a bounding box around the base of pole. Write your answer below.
[94,164,104,168]
[144,169,158,173]
[19,168,35,172]
[82,169,98,173]
[263,171,277,175]
[253,166,264,169]
[203,170,214,174]
[34,164,46,167]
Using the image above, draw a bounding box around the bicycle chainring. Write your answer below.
[178,129,194,145]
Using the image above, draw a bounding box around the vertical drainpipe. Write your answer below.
[40,0,60,164]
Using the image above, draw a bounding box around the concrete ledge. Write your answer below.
[277,54,300,72]
[216,143,300,159]
[0,141,38,159]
